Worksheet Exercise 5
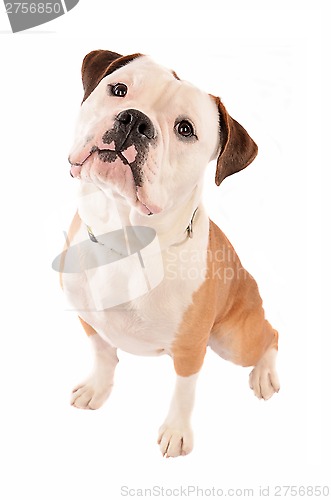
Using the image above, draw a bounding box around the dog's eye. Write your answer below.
[109,83,128,97]
[176,120,195,138]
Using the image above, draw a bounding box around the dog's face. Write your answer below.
[69,51,258,216]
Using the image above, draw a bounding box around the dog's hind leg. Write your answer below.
[71,317,118,410]
[209,317,280,400]
[249,342,280,400]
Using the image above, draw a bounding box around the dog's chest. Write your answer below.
[62,219,209,356]
[76,286,190,355]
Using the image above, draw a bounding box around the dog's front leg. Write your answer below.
[71,317,118,410]
[158,285,211,457]
[158,371,200,458]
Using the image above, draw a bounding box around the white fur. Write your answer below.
[158,374,199,457]
[71,334,118,409]
[249,347,280,400]
[63,200,210,356]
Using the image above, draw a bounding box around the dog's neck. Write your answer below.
[128,186,202,248]
[77,183,203,250]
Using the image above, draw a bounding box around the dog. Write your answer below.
[59,50,280,458]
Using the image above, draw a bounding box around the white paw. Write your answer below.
[71,374,113,410]
[249,349,280,400]
[157,423,193,458]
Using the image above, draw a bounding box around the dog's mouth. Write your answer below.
[69,146,132,169]
[69,146,157,216]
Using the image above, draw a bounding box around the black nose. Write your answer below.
[116,109,155,140]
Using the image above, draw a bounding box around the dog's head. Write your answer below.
[69,50,258,216]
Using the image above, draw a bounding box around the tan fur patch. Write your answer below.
[59,211,81,289]
[59,211,97,337]
[78,316,97,337]
[171,220,278,377]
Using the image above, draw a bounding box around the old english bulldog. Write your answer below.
[60,50,280,457]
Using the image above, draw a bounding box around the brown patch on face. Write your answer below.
[81,50,143,102]
[171,220,278,377]
[211,95,258,186]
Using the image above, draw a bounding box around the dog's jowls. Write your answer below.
[58,50,280,458]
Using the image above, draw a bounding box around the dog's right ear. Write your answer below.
[81,50,142,102]
[81,50,122,101]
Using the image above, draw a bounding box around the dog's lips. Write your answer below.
[69,147,97,177]
[70,164,82,178]
[69,147,119,178]
[136,187,162,216]
[135,195,156,216]
[69,147,161,216]
[69,145,138,176]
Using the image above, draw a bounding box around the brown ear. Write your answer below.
[81,50,142,102]
[213,96,258,186]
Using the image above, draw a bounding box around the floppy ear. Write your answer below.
[81,50,142,102]
[213,96,258,186]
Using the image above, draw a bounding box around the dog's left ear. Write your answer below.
[213,96,258,186]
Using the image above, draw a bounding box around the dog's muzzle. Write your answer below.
[69,109,157,185]
[99,109,157,186]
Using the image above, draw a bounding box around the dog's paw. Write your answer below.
[157,423,193,458]
[249,349,280,400]
[71,375,113,410]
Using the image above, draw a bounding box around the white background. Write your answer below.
[0,1,328,499]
